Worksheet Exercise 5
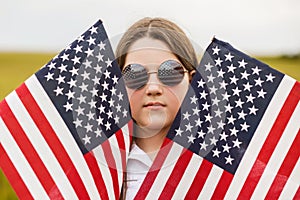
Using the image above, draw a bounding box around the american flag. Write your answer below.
[133,38,300,199]
[0,20,132,199]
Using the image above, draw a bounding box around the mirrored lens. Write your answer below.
[158,60,185,86]
[122,64,148,89]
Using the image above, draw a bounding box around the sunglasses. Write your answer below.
[122,60,188,90]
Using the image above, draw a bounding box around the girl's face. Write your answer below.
[123,37,191,137]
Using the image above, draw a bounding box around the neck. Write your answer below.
[134,125,168,159]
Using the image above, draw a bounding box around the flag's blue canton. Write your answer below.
[36,20,130,154]
[167,38,284,174]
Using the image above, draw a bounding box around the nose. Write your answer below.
[145,73,163,96]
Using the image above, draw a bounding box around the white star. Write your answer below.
[200,141,208,151]
[112,75,119,84]
[100,93,107,102]
[183,112,191,120]
[238,110,247,120]
[225,155,234,165]
[99,41,106,50]
[104,70,111,79]
[97,116,104,125]
[90,88,98,96]
[85,123,93,133]
[241,70,250,80]
[225,52,234,61]
[70,67,79,76]
[190,95,198,104]
[185,123,193,132]
[238,59,247,68]
[209,85,217,94]
[77,35,84,42]
[254,77,264,87]
[222,92,230,101]
[88,100,97,109]
[117,92,124,101]
[56,75,65,84]
[205,113,213,122]
[220,132,228,141]
[207,74,215,83]
[79,83,88,92]
[87,111,95,120]
[123,109,128,117]
[116,104,122,112]
[214,108,222,118]
[47,62,56,70]
[192,107,201,116]
[102,81,109,90]
[82,134,91,145]
[232,87,242,96]
[215,57,223,66]
[81,71,90,80]
[200,90,208,99]
[108,99,115,107]
[232,138,242,148]
[105,58,112,67]
[175,128,183,136]
[194,118,202,126]
[87,37,96,45]
[217,69,226,77]
[229,127,239,136]
[95,128,102,137]
[212,46,220,55]
[249,105,258,115]
[73,118,82,128]
[210,136,218,146]
[246,93,255,103]
[227,64,236,73]
[205,63,214,71]
[187,134,196,143]
[225,104,233,113]
[257,88,267,98]
[227,115,236,124]
[222,143,231,153]
[240,122,250,131]
[230,75,238,85]
[92,76,100,85]
[67,79,77,88]
[114,115,120,124]
[45,72,54,81]
[252,66,262,75]
[235,98,244,108]
[58,64,67,73]
[60,53,69,61]
[217,120,226,129]
[83,60,92,68]
[95,64,103,73]
[212,148,221,157]
[96,53,104,61]
[74,45,83,53]
[65,90,75,100]
[266,73,275,82]
[197,79,205,88]
[202,102,210,111]
[72,56,81,65]
[212,97,220,106]
[85,48,93,56]
[75,106,85,116]
[207,125,215,134]
[243,82,252,91]
[63,101,73,112]
[53,86,63,96]
[197,130,206,139]
[89,26,98,34]
[105,121,111,130]
[107,110,113,119]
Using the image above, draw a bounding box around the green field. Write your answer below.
[0,53,299,199]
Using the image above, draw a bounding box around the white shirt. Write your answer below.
[125,144,153,200]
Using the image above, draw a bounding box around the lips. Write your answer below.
[144,101,166,109]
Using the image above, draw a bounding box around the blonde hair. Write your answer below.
[115,17,198,71]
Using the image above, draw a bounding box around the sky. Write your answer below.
[1,0,300,56]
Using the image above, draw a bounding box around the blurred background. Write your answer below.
[0,0,299,199]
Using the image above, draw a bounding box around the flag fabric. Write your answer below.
[0,20,132,200]
[134,38,300,199]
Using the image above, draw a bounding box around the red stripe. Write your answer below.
[84,151,109,200]
[115,129,127,181]
[184,159,213,199]
[159,148,192,199]
[293,186,300,200]
[0,100,63,199]
[134,138,173,200]
[210,170,234,200]
[265,129,300,199]
[0,144,33,200]
[16,84,90,199]
[102,139,120,199]
[238,82,300,199]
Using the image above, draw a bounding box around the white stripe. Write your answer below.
[279,158,300,199]
[26,76,101,199]
[108,133,123,193]
[198,165,223,199]
[145,142,183,200]
[172,154,203,198]
[252,101,300,198]
[6,92,78,199]
[121,124,131,164]
[224,76,295,200]
[0,117,49,199]
[93,145,115,199]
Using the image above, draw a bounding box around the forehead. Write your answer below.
[125,37,178,65]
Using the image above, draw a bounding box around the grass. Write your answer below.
[0,52,299,199]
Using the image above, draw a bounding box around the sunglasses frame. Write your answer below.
[122,59,189,90]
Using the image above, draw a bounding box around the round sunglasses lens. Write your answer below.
[158,60,185,86]
[122,64,148,89]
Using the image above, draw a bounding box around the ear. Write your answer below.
[189,70,196,82]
